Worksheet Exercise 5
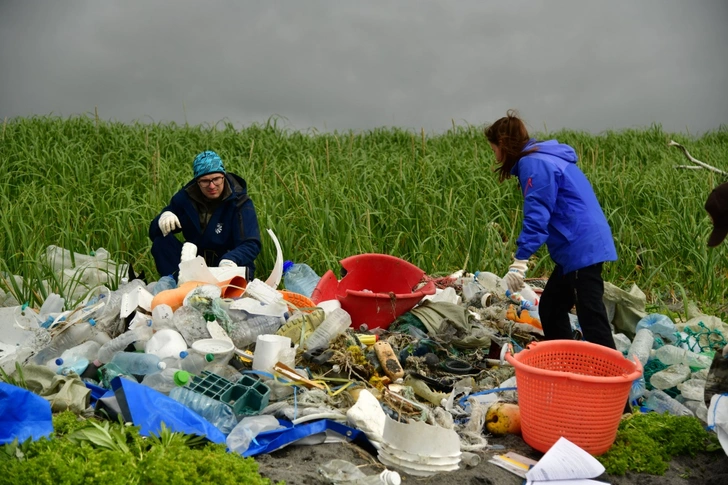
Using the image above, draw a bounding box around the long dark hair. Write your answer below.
[485,110,537,182]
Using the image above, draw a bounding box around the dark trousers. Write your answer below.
[538,262,616,350]
[151,235,183,279]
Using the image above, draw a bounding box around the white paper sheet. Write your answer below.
[525,437,606,484]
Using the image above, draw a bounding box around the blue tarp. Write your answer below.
[0,382,53,444]
[110,377,226,444]
[243,418,372,457]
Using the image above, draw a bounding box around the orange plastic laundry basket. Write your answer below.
[505,340,642,456]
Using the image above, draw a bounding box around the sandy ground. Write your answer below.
[255,433,728,485]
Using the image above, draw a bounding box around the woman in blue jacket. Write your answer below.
[486,111,618,349]
[149,151,262,280]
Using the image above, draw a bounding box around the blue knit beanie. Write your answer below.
[192,151,226,179]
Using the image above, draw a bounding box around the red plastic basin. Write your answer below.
[310,253,435,330]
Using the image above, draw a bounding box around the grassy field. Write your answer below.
[0,115,726,312]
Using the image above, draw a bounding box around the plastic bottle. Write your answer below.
[634,313,678,342]
[57,340,101,364]
[304,308,353,351]
[654,345,712,369]
[179,351,216,374]
[151,275,177,296]
[168,387,238,434]
[282,260,321,298]
[141,367,185,394]
[627,328,654,367]
[98,362,138,389]
[58,358,90,376]
[643,389,694,417]
[172,305,211,346]
[318,459,401,485]
[629,376,646,403]
[229,314,286,348]
[649,363,691,390]
[32,320,99,364]
[504,290,535,310]
[96,324,154,363]
[110,352,166,375]
[677,378,707,401]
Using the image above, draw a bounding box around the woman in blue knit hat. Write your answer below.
[149,150,262,280]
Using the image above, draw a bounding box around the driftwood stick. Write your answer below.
[669,140,728,176]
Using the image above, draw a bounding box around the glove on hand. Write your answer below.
[218,259,237,268]
[158,211,181,236]
[502,259,528,293]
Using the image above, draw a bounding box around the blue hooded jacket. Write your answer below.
[511,139,617,274]
[149,172,262,278]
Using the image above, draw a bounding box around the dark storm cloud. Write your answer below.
[0,0,726,133]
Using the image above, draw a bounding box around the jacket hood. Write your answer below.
[525,139,578,163]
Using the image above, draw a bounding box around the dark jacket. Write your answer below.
[511,139,617,274]
[149,173,262,278]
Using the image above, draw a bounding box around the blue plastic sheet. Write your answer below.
[0,382,53,444]
[85,381,108,407]
[243,419,372,457]
[110,377,226,444]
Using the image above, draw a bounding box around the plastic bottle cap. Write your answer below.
[174,370,191,386]
[282,260,294,273]
[180,351,189,359]
[89,318,96,326]
[55,358,64,365]
[158,362,167,370]
[146,319,153,327]
[205,353,214,362]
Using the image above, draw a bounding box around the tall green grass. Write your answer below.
[0,115,726,309]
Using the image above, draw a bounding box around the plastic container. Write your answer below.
[168,387,237,434]
[228,314,285,348]
[654,345,712,369]
[304,308,352,351]
[283,260,321,298]
[98,362,138,389]
[505,340,642,455]
[58,358,90,376]
[649,363,691,390]
[319,459,401,485]
[627,328,654,367]
[643,389,694,416]
[145,329,188,361]
[96,324,153,363]
[505,289,535,310]
[151,304,175,331]
[32,321,98,364]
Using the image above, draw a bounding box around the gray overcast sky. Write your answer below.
[1,0,727,134]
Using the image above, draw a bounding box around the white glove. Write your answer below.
[218,259,237,268]
[158,211,181,236]
[502,259,528,293]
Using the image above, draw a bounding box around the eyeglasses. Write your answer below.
[197,175,225,188]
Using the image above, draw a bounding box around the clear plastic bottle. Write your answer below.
[677,378,707,401]
[151,275,177,296]
[58,358,90,376]
[96,324,154,363]
[643,389,694,416]
[110,352,166,375]
[304,308,352,351]
[649,363,691,390]
[32,320,99,364]
[98,362,138,389]
[57,340,101,364]
[141,367,184,394]
[654,345,689,365]
[318,459,401,485]
[168,387,237,434]
[505,289,535,310]
[627,328,654,367]
[283,260,321,298]
[179,351,215,374]
[229,314,285,348]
